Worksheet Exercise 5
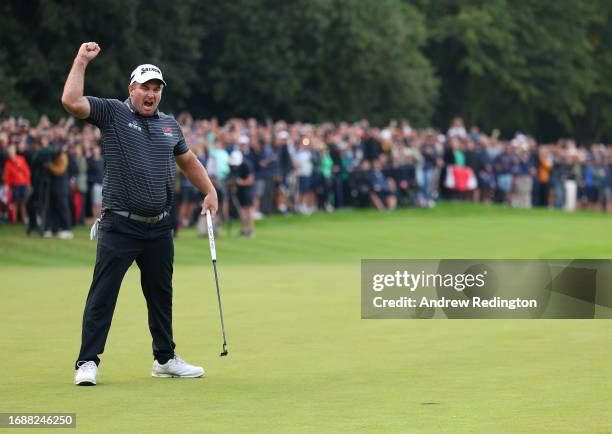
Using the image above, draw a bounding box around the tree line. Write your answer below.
[1,0,611,143]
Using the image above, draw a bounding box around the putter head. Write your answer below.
[220,344,229,357]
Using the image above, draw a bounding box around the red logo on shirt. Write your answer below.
[162,127,172,133]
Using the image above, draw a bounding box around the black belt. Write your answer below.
[109,210,169,224]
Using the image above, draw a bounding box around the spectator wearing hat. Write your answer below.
[228,149,255,236]
[294,137,315,214]
[62,42,217,385]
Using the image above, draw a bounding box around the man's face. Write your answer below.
[128,80,163,116]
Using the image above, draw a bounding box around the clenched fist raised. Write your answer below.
[76,42,101,63]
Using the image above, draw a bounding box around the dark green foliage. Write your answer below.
[2,0,612,140]
[0,0,435,126]
[416,0,605,141]
[190,0,436,125]
[0,0,202,119]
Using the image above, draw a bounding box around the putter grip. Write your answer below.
[205,210,216,261]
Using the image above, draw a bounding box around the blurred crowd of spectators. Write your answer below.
[2,101,612,238]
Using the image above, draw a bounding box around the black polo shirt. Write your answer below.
[85,97,189,217]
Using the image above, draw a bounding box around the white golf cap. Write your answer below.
[228,150,243,166]
[130,64,166,86]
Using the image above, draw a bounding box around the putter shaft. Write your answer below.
[206,210,229,357]
[213,260,229,356]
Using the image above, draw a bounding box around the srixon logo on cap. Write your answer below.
[141,66,161,74]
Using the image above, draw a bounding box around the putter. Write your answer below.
[206,210,229,357]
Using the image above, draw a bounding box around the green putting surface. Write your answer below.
[1,203,612,433]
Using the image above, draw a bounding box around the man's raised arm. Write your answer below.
[61,42,101,119]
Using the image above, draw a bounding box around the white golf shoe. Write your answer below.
[57,230,74,240]
[74,361,98,386]
[151,355,204,378]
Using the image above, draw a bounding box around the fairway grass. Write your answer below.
[1,203,612,433]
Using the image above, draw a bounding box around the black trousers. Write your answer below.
[75,212,175,368]
[46,180,72,232]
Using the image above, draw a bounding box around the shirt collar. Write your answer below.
[124,98,160,118]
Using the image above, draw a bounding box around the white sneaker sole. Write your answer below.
[75,379,96,386]
[151,372,204,378]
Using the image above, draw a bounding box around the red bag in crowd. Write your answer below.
[444,165,477,192]
[72,191,83,223]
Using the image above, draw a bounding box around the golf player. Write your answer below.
[62,42,218,385]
